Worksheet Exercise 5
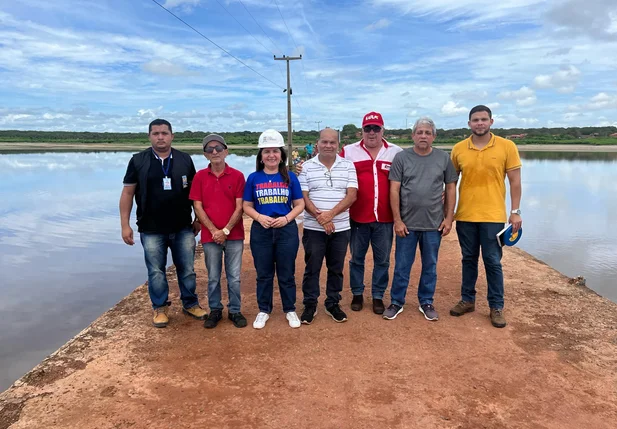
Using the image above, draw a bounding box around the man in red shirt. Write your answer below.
[340,112,402,314]
[190,134,247,328]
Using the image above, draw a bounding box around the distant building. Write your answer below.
[506,133,528,139]
[610,133,617,138]
[386,135,400,140]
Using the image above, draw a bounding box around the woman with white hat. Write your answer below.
[242,129,305,329]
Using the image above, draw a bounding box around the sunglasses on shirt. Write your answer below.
[324,171,333,187]
[363,125,382,133]
[204,145,226,153]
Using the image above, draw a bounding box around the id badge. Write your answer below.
[163,177,172,190]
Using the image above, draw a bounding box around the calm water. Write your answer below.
[1,150,616,391]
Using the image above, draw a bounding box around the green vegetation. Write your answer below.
[1,125,616,146]
[341,124,617,146]
[0,130,319,147]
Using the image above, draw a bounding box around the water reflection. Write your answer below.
[516,153,617,304]
[0,151,256,391]
[520,151,617,161]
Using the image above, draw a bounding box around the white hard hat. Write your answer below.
[258,129,285,149]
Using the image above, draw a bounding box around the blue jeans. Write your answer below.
[140,227,199,310]
[302,229,351,308]
[390,230,442,307]
[250,221,299,313]
[203,240,243,313]
[456,221,504,309]
[349,220,394,299]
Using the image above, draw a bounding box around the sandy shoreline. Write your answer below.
[2,142,617,152]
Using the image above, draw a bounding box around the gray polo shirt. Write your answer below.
[389,147,458,231]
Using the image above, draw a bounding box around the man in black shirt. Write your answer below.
[120,119,207,328]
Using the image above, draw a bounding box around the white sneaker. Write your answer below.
[253,312,270,329]
[286,311,301,328]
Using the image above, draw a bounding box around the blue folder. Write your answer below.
[496,224,522,247]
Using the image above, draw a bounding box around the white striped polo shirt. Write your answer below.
[298,155,358,232]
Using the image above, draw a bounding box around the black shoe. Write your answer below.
[351,295,364,311]
[372,298,385,315]
[204,309,223,329]
[301,305,317,325]
[325,304,348,323]
[228,312,247,328]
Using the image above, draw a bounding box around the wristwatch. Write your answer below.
[222,228,230,236]
[511,209,522,215]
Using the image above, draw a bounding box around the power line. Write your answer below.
[148,0,283,90]
[234,0,288,83]
[214,0,273,56]
[237,0,283,55]
[293,93,306,118]
[273,0,299,49]
[213,0,285,83]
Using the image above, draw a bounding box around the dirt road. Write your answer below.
[1,223,616,429]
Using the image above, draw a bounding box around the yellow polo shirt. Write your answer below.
[451,134,521,223]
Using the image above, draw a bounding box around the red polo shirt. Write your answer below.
[189,164,245,243]
[340,139,402,223]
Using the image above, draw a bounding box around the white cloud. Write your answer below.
[497,86,537,106]
[1,114,32,124]
[137,107,164,120]
[533,65,581,93]
[142,60,197,77]
[163,0,201,9]
[452,90,488,101]
[2,0,617,132]
[370,0,549,28]
[365,18,391,31]
[493,114,539,127]
[228,103,247,111]
[440,101,468,116]
[587,92,617,110]
[547,0,617,41]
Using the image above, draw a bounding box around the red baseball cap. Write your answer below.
[362,112,384,127]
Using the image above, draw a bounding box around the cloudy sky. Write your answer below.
[1,0,617,132]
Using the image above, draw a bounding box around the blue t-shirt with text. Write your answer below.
[243,171,303,217]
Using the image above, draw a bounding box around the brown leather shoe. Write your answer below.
[449,300,475,317]
[182,305,207,320]
[372,298,385,315]
[490,308,507,328]
[153,307,169,328]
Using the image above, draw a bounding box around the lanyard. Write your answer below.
[152,149,173,177]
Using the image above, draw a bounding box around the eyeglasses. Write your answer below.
[363,125,382,133]
[204,145,226,153]
[324,171,333,187]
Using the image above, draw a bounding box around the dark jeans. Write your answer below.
[390,230,442,307]
[302,229,351,308]
[456,221,505,309]
[140,227,199,310]
[250,221,299,313]
[349,220,394,299]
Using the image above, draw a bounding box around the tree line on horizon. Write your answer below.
[1,125,616,145]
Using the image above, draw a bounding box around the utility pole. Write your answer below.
[274,54,302,168]
[315,121,322,131]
